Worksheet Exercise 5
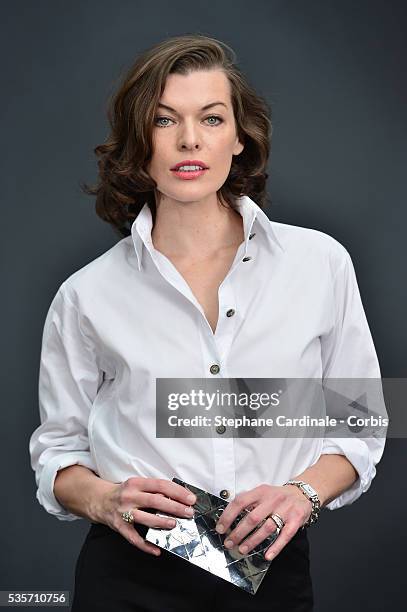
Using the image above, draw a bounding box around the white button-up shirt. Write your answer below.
[29,195,386,521]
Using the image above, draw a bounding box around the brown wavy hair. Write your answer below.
[80,34,273,238]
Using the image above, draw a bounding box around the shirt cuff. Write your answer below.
[36,451,98,521]
[320,438,376,510]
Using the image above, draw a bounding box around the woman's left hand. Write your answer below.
[215,484,313,561]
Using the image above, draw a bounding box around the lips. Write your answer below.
[171,159,209,170]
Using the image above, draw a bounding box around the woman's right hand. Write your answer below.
[92,476,197,555]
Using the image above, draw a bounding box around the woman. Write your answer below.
[29,34,386,611]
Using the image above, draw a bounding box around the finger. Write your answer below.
[130,508,177,530]
[222,503,271,547]
[215,491,255,535]
[118,523,162,556]
[264,522,300,561]
[136,491,196,519]
[237,517,280,555]
[134,477,197,506]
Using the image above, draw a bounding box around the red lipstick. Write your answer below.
[170,159,209,170]
[170,159,209,180]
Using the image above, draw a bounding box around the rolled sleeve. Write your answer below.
[320,247,387,509]
[36,451,98,521]
[320,438,382,510]
[29,283,102,521]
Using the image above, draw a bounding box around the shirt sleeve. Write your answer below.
[319,247,387,510]
[29,283,103,521]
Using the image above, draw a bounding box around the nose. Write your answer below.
[178,120,202,151]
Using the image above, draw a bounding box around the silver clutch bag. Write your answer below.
[145,478,280,595]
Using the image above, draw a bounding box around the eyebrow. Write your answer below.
[157,101,228,113]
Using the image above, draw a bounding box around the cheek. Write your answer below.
[148,158,166,181]
[211,132,239,157]
[210,146,235,174]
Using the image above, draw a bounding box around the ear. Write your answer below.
[233,138,244,156]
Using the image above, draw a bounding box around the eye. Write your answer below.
[154,116,174,128]
[153,115,224,128]
[205,115,224,126]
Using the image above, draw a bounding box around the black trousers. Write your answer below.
[71,520,314,612]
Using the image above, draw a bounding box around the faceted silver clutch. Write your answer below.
[145,478,279,595]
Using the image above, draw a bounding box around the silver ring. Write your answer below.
[121,510,135,524]
[269,513,285,531]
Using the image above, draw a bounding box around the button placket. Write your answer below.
[206,229,257,500]
[211,278,237,365]
[211,221,258,500]
[212,436,235,503]
[209,360,236,502]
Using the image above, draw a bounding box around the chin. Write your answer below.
[160,180,225,202]
[157,187,216,204]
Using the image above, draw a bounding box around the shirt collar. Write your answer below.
[131,194,284,271]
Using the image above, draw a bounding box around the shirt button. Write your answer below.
[220,489,230,499]
[210,364,220,375]
[249,232,256,240]
[226,309,235,317]
[216,424,226,434]
[242,256,252,262]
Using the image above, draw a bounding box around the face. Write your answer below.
[146,69,244,205]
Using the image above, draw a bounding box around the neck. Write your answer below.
[151,193,244,262]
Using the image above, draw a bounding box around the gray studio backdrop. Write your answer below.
[1,1,405,611]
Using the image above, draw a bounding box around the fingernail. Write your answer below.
[224,539,233,548]
[187,494,196,504]
[216,524,225,533]
[185,507,194,516]
[239,545,248,554]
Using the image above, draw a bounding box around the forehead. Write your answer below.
[159,69,232,109]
